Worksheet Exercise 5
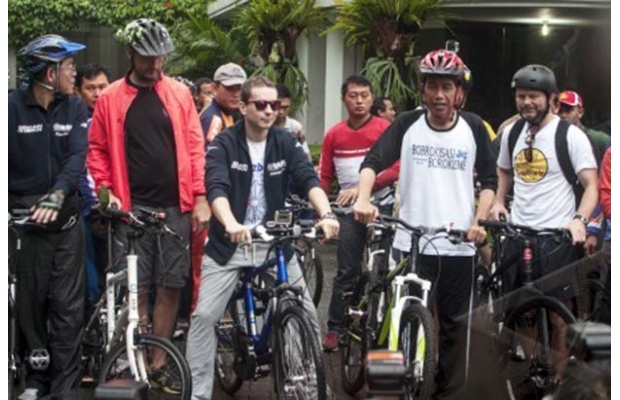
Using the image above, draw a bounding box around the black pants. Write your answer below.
[418,254,475,400]
[327,206,392,333]
[13,221,86,398]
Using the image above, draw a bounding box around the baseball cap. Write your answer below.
[213,63,246,86]
[558,90,583,108]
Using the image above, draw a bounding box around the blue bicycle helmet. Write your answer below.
[19,34,85,76]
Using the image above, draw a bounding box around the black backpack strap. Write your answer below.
[555,119,583,204]
[507,119,527,167]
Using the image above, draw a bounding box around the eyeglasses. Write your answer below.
[247,100,281,111]
[524,130,536,162]
[59,61,77,71]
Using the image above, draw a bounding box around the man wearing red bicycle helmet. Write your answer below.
[354,48,498,399]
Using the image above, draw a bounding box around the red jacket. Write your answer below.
[599,148,611,219]
[87,75,205,213]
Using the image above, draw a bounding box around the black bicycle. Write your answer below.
[8,209,49,399]
[478,219,578,399]
[286,195,324,307]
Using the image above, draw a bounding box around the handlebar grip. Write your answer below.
[477,219,507,230]
[103,206,130,219]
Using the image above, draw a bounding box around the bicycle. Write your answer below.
[477,219,578,399]
[8,209,44,399]
[215,211,326,399]
[96,206,192,399]
[341,214,467,399]
[286,195,324,307]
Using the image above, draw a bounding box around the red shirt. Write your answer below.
[319,116,398,192]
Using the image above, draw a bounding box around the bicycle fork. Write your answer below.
[125,253,149,382]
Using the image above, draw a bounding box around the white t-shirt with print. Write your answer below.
[243,139,267,227]
[497,115,597,228]
[394,116,479,256]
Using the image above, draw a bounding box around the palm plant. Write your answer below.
[165,13,252,80]
[330,0,445,108]
[235,0,328,115]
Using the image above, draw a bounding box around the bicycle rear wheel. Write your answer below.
[296,239,324,307]
[215,301,244,394]
[99,333,192,400]
[499,297,576,399]
[273,305,326,399]
[398,303,436,400]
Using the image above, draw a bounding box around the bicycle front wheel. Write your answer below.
[273,305,326,400]
[215,301,243,394]
[296,239,324,307]
[99,333,192,400]
[499,296,577,399]
[398,303,436,400]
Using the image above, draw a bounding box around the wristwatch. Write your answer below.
[573,214,588,225]
[321,211,338,221]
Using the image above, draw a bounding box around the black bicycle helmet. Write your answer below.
[19,34,85,76]
[118,18,174,57]
[511,64,558,95]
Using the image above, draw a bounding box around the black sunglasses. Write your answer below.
[247,100,281,111]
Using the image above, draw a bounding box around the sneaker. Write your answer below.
[323,331,340,352]
[149,365,183,395]
[18,388,39,400]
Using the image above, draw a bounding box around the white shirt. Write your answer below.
[394,115,478,256]
[497,116,597,228]
[243,139,267,227]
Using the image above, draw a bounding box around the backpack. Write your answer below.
[507,118,596,206]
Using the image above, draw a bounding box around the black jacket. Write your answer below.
[206,120,320,265]
[9,86,89,197]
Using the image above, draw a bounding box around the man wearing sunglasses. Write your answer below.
[185,76,340,399]
[490,65,598,381]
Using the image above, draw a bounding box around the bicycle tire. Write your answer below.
[99,333,192,400]
[296,239,324,307]
[499,296,577,399]
[215,301,244,394]
[341,272,372,395]
[473,264,491,309]
[398,303,436,400]
[273,305,326,399]
[578,278,608,323]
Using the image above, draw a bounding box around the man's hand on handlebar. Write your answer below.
[29,190,64,224]
[315,218,339,242]
[566,218,586,246]
[226,221,252,244]
[466,222,487,244]
[489,202,509,222]
[353,198,379,225]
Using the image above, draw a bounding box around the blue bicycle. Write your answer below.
[215,210,326,399]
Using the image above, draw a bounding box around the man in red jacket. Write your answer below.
[87,18,209,393]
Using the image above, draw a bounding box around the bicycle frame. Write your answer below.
[235,246,287,355]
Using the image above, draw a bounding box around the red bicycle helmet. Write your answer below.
[419,49,465,80]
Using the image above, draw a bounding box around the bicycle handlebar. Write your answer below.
[379,214,468,243]
[101,206,181,240]
[477,219,571,241]
[8,209,46,229]
[249,221,324,244]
